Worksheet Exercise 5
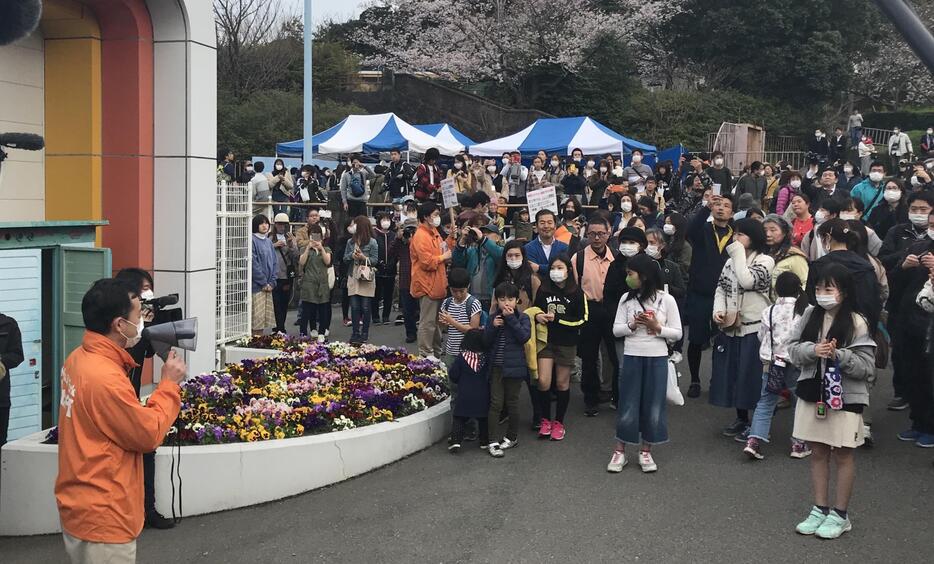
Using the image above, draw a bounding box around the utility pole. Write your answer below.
[303,0,313,163]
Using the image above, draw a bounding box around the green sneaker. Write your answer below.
[815,510,852,539]
[795,506,828,535]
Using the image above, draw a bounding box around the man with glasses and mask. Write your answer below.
[55,278,187,562]
[571,217,620,415]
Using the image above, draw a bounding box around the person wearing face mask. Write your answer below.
[809,129,831,163]
[561,162,587,199]
[663,213,692,286]
[644,228,686,301]
[602,227,648,330]
[547,154,567,186]
[879,192,934,271]
[850,161,888,218]
[251,214,278,335]
[710,218,776,439]
[238,160,255,184]
[866,179,908,239]
[447,154,475,194]
[887,127,913,173]
[773,171,803,216]
[622,149,654,193]
[707,151,734,198]
[909,161,934,192]
[735,162,766,207]
[588,159,612,206]
[268,158,295,215]
[371,212,399,326]
[921,128,934,158]
[857,135,876,175]
[837,160,862,193]
[582,157,597,181]
[787,263,875,539]
[249,161,271,215]
[411,203,453,357]
[555,196,583,251]
[801,199,841,261]
[829,127,848,165]
[55,278,187,562]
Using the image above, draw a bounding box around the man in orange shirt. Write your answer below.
[56,278,186,563]
[410,202,452,358]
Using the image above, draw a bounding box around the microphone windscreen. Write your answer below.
[0,132,45,151]
[0,0,43,46]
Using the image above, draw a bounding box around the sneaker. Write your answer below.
[381,318,390,326]
[310,330,318,339]
[487,443,504,458]
[743,437,764,460]
[405,335,417,344]
[145,510,175,530]
[815,510,852,539]
[584,405,599,417]
[609,402,617,410]
[550,421,566,441]
[887,397,909,411]
[861,425,873,448]
[898,428,922,442]
[317,334,326,344]
[722,419,748,437]
[538,419,553,438]
[790,440,812,459]
[607,450,627,473]
[915,433,934,448]
[795,506,828,535]
[395,315,405,326]
[638,450,657,473]
[343,318,352,327]
[500,437,519,450]
[447,441,461,453]
[687,383,701,398]
[733,427,751,443]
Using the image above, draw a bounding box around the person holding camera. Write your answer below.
[299,224,333,342]
[384,149,413,201]
[55,278,187,563]
[271,214,298,333]
[268,158,294,215]
[452,220,504,313]
[390,218,421,343]
[343,216,379,345]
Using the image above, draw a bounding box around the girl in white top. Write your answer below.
[608,254,682,474]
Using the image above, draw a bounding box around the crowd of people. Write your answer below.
[244,129,934,540]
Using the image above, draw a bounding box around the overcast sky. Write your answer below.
[287,0,368,28]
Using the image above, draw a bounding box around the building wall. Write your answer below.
[0,32,45,221]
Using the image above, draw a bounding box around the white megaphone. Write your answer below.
[142,318,198,360]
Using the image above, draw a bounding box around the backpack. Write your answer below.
[349,172,365,197]
[443,295,489,329]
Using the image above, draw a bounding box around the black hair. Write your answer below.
[800,263,857,346]
[734,217,768,253]
[750,161,763,171]
[417,202,439,222]
[586,216,610,231]
[472,190,491,208]
[254,161,265,173]
[493,240,533,292]
[82,278,137,335]
[494,281,520,300]
[666,212,688,256]
[845,220,871,258]
[448,267,470,290]
[774,271,809,315]
[791,191,810,205]
[822,168,838,178]
[907,190,934,208]
[869,160,886,170]
[541,254,579,296]
[627,216,646,229]
[461,329,486,353]
[816,218,860,250]
[535,209,557,223]
[217,148,231,163]
[300,164,314,173]
[425,148,440,162]
[623,253,663,304]
[851,198,865,214]
[252,214,270,233]
[632,149,643,157]
[638,196,658,213]
[819,198,842,216]
[114,268,154,294]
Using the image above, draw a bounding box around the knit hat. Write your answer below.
[617,227,648,248]
[737,193,755,210]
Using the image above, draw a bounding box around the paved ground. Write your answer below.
[3,308,933,563]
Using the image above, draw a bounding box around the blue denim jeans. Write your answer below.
[616,355,669,445]
[748,367,799,442]
[350,295,371,340]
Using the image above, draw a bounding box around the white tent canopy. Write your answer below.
[469,117,656,158]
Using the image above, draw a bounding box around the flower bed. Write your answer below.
[172,340,449,445]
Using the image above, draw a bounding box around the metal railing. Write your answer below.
[216,183,252,345]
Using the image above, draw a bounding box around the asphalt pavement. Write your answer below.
[2,307,932,563]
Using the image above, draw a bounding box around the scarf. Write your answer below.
[462,351,483,372]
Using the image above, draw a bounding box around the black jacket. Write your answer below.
[829,135,847,163]
[867,202,908,240]
[879,222,930,272]
[383,161,413,199]
[0,313,25,408]
[686,206,731,297]
[373,228,398,276]
[806,250,882,331]
[888,239,934,336]
[561,174,587,197]
[448,354,491,418]
[533,285,588,347]
[706,167,733,198]
[483,310,531,379]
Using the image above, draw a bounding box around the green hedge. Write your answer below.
[864,110,934,131]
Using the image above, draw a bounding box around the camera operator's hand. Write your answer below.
[141,308,155,323]
[161,349,188,384]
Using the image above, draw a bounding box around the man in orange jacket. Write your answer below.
[410,202,452,358]
[55,278,187,563]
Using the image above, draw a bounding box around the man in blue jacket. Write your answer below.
[452,224,504,312]
[850,161,888,218]
[524,209,568,275]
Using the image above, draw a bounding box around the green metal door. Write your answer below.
[53,246,111,422]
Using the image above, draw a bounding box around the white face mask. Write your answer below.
[347,224,357,235]
[620,201,633,213]
[663,224,676,236]
[454,162,463,170]
[840,212,858,221]
[869,171,884,183]
[275,164,284,171]
[911,175,922,187]
[380,220,391,230]
[502,158,510,165]
[506,258,524,270]
[928,228,934,240]
[619,243,640,257]
[790,179,802,189]
[140,289,155,301]
[551,160,560,167]
[487,165,497,175]
[815,293,840,310]
[431,216,442,228]
[646,244,661,259]
[884,189,901,203]
[246,166,254,172]
[893,130,900,135]
[714,158,724,166]
[549,269,567,283]
[632,155,642,164]
[600,167,608,174]
[909,213,930,227]
[587,160,595,168]
[815,210,828,224]
[119,316,144,349]
[843,165,853,174]
[928,129,933,135]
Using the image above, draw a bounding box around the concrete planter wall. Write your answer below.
[221,345,283,365]
[0,400,450,537]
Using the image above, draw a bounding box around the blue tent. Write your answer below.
[412,123,476,151]
[470,117,656,158]
[657,144,689,165]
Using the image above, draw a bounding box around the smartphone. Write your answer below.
[311,233,322,242]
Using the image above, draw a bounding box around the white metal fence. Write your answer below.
[216,182,252,345]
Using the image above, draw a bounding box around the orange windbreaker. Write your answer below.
[409,223,449,300]
[55,331,181,543]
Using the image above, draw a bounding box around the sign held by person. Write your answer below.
[440,178,458,209]
[526,185,558,220]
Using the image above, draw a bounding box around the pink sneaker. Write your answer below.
[550,421,566,441]
[538,419,552,438]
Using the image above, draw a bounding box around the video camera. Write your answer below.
[142,294,183,323]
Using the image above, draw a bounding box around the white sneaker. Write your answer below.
[639,451,657,473]
[310,330,318,339]
[317,335,326,344]
[500,437,518,450]
[607,450,627,473]
[487,443,504,458]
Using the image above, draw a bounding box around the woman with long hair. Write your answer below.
[298,224,333,342]
[763,214,809,297]
[866,178,908,239]
[343,216,378,345]
[533,254,588,441]
[609,253,683,473]
[269,158,295,215]
[788,263,875,539]
[711,218,776,438]
[447,154,475,194]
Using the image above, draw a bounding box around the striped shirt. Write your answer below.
[441,294,482,355]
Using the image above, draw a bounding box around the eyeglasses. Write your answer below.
[586,231,608,239]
